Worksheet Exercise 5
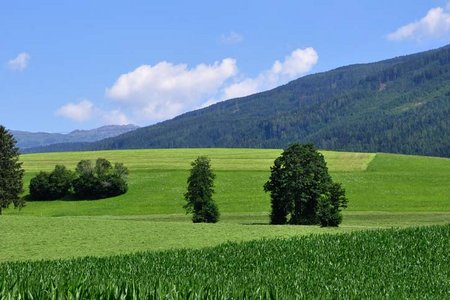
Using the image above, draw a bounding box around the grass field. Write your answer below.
[1,148,450,262]
[2,212,449,263]
[7,149,450,216]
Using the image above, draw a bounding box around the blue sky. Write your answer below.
[2,0,450,132]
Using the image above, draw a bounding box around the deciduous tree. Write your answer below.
[264,143,347,226]
[317,182,348,227]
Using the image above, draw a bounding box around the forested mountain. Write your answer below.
[27,45,450,157]
[13,125,138,150]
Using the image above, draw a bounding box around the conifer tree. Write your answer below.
[184,156,219,223]
[0,126,24,214]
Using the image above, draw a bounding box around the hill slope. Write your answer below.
[13,125,138,150]
[10,149,450,217]
[30,45,450,157]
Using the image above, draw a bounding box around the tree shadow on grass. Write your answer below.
[23,193,117,202]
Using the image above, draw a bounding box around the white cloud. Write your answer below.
[223,78,260,100]
[223,47,318,99]
[56,100,94,122]
[8,52,30,71]
[106,58,237,121]
[220,32,244,45]
[105,48,318,124]
[387,6,450,41]
[56,100,130,126]
[271,48,319,76]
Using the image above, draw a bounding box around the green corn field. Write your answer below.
[1,225,449,299]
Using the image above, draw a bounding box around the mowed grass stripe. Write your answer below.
[321,151,376,171]
[20,148,374,172]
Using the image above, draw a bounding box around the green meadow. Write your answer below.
[2,148,450,262]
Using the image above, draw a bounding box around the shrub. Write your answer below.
[29,159,128,201]
[29,172,51,200]
[73,158,128,200]
[29,165,74,200]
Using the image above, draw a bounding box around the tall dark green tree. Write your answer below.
[264,143,347,226]
[184,156,219,223]
[0,126,24,214]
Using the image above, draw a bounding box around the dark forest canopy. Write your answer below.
[27,44,450,158]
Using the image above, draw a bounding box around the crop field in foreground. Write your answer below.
[1,148,450,262]
[1,225,449,299]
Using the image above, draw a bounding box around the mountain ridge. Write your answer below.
[25,44,450,157]
[13,124,139,150]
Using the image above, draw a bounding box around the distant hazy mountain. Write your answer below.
[25,44,450,157]
[12,125,139,150]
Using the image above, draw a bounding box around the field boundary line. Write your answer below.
[362,153,377,171]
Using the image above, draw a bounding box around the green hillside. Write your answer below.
[8,149,450,217]
[30,44,450,157]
